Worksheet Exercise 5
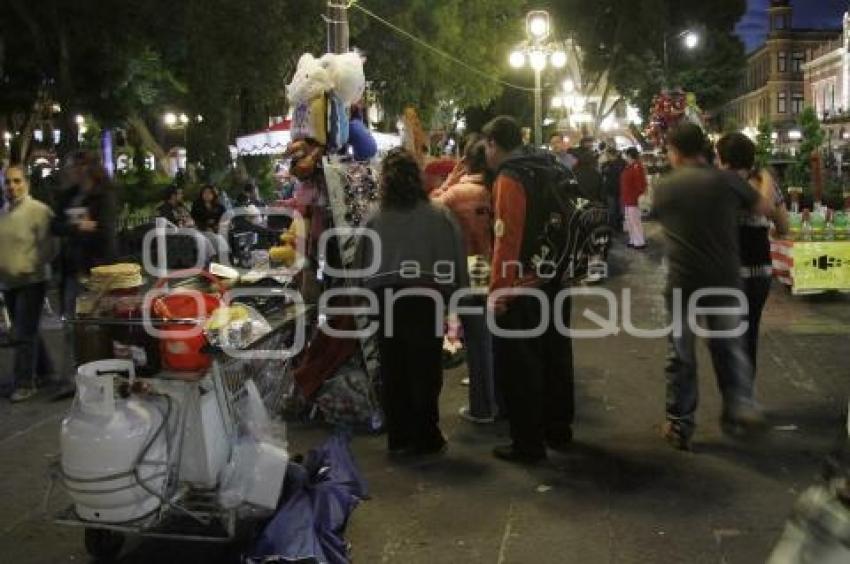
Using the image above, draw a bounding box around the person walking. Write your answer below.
[483,116,588,464]
[653,124,767,450]
[355,147,468,456]
[621,147,647,249]
[0,165,56,402]
[51,153,117,398]
[601,147,626,231]
[431,140,497,424]
[716,133,790,373]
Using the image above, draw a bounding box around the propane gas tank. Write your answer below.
[60,361,169,523]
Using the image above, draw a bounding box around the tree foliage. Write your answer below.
[755,118,773,170]
[350,0,526,121]
[546,0,746,120]
[790,106,825,188]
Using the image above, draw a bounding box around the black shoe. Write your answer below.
[545,429,574,453]
[50,382,76,402]
[492,445,546,465]
[411,440,448,457]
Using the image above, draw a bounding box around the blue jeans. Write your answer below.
[665,292,756,437]
[459,295,497,419]
[3,282,53,392]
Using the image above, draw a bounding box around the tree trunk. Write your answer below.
[126,114,170,177]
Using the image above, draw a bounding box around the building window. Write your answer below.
[791,52,805,72]
[792,93,804,114]
[778,91,787,114]
[778,52,787,73]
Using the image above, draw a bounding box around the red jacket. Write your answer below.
[620,161,647,207]
[430,173,492,258]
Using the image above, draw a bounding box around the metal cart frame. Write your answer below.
[46,306,313,560]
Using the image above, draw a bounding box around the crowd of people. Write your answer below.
[1,118,791,467]
[0,152,117,402]
[355,116,791,462]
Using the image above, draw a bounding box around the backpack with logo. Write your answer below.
[498,150,608,280]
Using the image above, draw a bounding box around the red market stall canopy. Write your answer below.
[236,120,292,156]
[235,119,401,157]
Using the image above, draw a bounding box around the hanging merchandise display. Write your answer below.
[644,89,704,149]
[324,160,380,265]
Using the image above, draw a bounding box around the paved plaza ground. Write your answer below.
[1,226,848,563]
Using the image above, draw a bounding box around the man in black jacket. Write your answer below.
[51,152,117,397]
[601,147,626,231]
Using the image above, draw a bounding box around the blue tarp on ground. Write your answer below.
[246,433,368,564]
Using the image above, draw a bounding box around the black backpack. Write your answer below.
[499,151,608,280]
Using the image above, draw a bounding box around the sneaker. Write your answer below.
[721,406,767,438]
[492,444,546,465]
[458,406,494,424]
[10,387,38,403]
[460,378,470,387]
[583,272,605,285]
[662,421,692,451]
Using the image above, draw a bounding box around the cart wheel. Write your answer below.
[84,528,125,561]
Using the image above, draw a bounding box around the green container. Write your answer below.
[835,212,849,240]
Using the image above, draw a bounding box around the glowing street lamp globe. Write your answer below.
[563,78,575,93]
[684,31,699,50]
[550,50,567,68]
[163,112,178,127]
[509,51,526,68]
[527,10,550,40]
[529,50,547,71]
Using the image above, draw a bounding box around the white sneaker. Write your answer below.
[10,388,38,403]
[459,406,494,424]
[460,378,470,386]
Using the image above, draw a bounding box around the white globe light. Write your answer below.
[684,31,699,49]
[179,113,189,125]
[563,78,575,93]
[75,115,85,126]
[552,96,564,109]
[529,50,547,71]
[509,51,526,68]
[551,51,567,68]
[163,113,177,126]
[528,14,549,39]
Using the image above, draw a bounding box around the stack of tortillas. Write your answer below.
[88,263,144,291]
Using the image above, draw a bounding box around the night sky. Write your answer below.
[737,0,848,51]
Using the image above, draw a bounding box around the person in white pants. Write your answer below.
[620,147,647,249]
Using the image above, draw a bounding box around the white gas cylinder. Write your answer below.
[60,360,169,523]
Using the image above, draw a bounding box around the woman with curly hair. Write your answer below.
[355,147,468,456]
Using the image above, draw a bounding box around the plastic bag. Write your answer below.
[204,304,271,349]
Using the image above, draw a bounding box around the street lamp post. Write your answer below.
[509,10,566,147]
[663,29,699,84]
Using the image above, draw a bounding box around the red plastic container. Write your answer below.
[151,271,224,372]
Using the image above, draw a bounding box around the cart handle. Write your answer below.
[151,270,228,319]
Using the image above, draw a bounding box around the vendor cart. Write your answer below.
[45,303,313,561]
[771,239,850,295]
